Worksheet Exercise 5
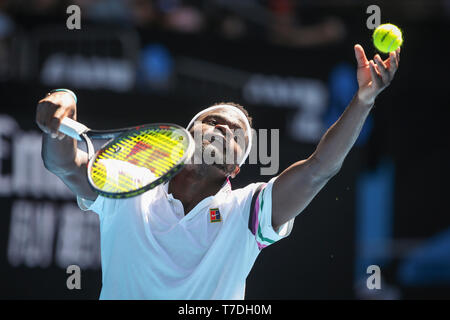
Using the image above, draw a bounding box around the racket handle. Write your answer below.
[59,117,88,141]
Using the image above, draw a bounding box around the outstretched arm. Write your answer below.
[271,44,400,230]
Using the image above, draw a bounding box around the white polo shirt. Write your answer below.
[78,176,294,300]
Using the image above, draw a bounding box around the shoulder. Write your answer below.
[231,177,277,198]
[225,177,277,211]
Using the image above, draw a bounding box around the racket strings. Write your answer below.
[100,141,174,172]
[118,132,183,173]
[98,132,178,172]
[90,161,137,192]
[98,137,176,175]
[91,168,140,192]
[90,128,187,193]
[90,162,136,193]
[123,136,177,166]
[115,130,182,163]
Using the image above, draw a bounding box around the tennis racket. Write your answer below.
[58,117,195,199]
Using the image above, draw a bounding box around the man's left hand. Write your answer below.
[354,44,400,105]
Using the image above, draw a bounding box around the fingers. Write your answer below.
[372,48,401,87]
[369,60,383,87]
[36,101,69,140]
[36,92,77,140]
[36,101,56,135]
[374,54,390,83]
[50,106,70,140]
[388,49,400,77]
[354,44,369,68]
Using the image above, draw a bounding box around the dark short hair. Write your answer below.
[211,102,253,128]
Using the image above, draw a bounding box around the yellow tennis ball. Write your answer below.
[373,23,403,53]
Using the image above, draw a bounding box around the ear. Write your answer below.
[229,166,240,179]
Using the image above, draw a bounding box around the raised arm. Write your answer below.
[36,90,97,201]
[271,44,400,230]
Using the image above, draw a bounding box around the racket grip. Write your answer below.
[59,117,88,141]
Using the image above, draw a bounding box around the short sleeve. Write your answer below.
[77,196,96,211]
[248,177,294,250]
[77,194,124,225]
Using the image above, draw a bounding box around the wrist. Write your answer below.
[356,90,376,109]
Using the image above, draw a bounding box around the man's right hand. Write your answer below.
[36,91,77,140]
[37,90,97,201]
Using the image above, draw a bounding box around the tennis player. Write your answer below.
[36,44,399,299]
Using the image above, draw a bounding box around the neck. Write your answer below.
[168,165,226,214]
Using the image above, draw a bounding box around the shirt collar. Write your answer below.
[163,178,231,201]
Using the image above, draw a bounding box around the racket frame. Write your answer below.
[60,118,194,199]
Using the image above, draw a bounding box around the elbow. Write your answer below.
[41,149,53,172]
[309,156,342,182]
[327,164,342,179]
[41,149,74,177]
[41,148,59,173]
[318,165,341,181]
[42,153,60,175]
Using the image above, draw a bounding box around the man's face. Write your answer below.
[188,107,249,176]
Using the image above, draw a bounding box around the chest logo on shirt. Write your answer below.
[209,208,222,223]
